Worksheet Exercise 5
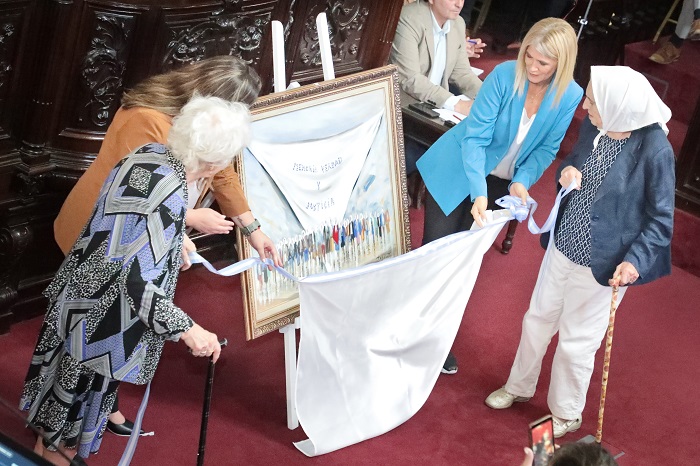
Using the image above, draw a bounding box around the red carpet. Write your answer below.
[1,163,699,465]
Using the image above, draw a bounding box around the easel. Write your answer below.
[271,12,335,430]
[279,316,301,429]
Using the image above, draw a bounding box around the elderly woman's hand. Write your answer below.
[471,196,488,228]
[181,323,222,363]
[559,166,582,190]
[610,261,639,286]
[186,208,235,234]
[181,233,196,271]
[248,229,283,268]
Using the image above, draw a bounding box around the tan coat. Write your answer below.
[389,0,482,107]
[54,106,250,254]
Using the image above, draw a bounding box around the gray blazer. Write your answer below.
[389,0,482,107]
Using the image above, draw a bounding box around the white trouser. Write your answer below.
[676,0,700,39]
[505,245,627,420]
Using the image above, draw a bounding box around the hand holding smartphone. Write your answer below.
[529,415,555,466]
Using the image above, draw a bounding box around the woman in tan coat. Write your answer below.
[53,55,280,438]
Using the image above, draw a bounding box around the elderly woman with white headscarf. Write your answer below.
[484,66,675,438]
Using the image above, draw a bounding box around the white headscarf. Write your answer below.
[590,66,672,148]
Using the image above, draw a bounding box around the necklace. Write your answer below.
[527,84,547,100]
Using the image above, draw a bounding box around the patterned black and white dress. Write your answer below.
[20,143,194,458]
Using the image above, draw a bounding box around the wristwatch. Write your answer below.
[241,219,261,237]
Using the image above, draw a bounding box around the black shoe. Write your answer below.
[441,352,458,375]
[106,419,146,437]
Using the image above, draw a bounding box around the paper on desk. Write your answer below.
[433,108,467,125]
[471,66,484,77]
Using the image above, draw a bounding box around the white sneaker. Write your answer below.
[484,387,530,409]
[552,415,582,438]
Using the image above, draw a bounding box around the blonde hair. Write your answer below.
[121,56,261,115]
[514,18,578,105]
[168,95,251,173]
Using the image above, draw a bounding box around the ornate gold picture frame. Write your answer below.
[237,65,411,339]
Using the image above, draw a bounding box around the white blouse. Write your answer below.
[490,108,537,180]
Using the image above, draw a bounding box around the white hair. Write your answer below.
[168,95,251,173]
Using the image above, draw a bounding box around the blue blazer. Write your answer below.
[417,61,583,215]
[544,118,675,286]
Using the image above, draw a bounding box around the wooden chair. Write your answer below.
[653,0,681,43]
[472,0,493,35]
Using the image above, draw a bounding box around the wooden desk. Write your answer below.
[400,98,519,254]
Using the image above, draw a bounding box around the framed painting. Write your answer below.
[236,65,411,339]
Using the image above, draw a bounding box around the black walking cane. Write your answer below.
[197,338,228,466]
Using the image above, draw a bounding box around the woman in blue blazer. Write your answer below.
[485,66,674,438]
[416,18,582,375]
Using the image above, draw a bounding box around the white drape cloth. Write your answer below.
[293,215,511,456]
[247,112,382,231]
[590,66,672,148]
[189,187,576,457]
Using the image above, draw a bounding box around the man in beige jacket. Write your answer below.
[391,0,482,115]
[390,0,483,175]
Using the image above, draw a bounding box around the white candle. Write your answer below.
[316,13,335,81]
[272,20,286,93]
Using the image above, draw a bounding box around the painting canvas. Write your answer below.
[236,65,410,339]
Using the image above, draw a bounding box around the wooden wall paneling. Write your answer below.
[0,0,77,332]
[360,1,403,71]
[0,201,33,334]
[0,0,404,333]
[287,0,391,86]
[0,192,64,334]
[0,0,33,162]
[17,0,82,175]
[159,0,276,78]
[53,2,147,162]
[48,3,147,193]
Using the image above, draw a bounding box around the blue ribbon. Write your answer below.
[118,381,151,466]
[495,180,577,235]
[188,253,299,282]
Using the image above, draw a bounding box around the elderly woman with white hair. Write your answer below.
[485,66,675,438]
[20,95,251,465]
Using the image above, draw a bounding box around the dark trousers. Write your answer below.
[404,138,426,177]
[422,175,511,245]
[423,175,511,363]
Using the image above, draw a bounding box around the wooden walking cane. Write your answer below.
[197,338,228,466]
[595,280,620,443]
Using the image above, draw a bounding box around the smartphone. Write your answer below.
[408,101,440,119]
[529,415,555,466]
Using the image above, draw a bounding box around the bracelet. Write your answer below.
[241,219,261,237]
